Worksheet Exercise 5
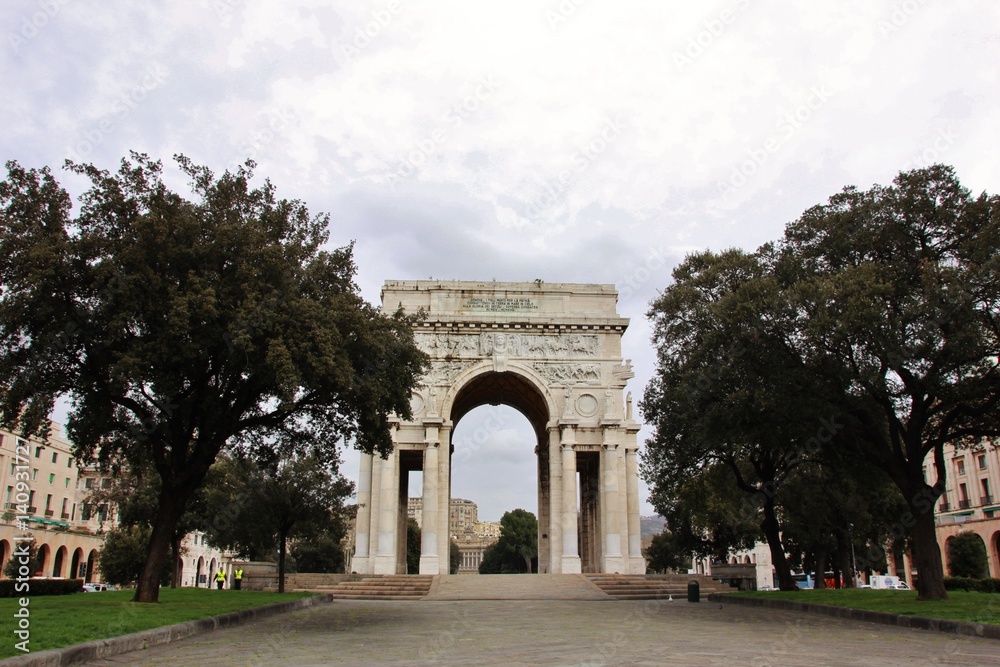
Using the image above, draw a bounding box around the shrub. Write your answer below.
[946,532,990,579]
[943,577,1000,594]
[0,579,84,597]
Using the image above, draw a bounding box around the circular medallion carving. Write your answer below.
[409,393,425,416]
[576,393,599,417]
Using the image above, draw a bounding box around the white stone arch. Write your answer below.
[352,280,645,577]
[440,359,560,432]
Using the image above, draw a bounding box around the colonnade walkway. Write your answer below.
[83,577,1000,666]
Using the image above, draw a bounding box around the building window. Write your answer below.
[49,473,55,484]
[31,468,37,481]
[101,478,112,489]
[65,478,70,488]
[955,459,966,476]
[51,451,57,464]
[5,486,12,504]
[81,503,91,521]
[85,478,94,489]
[34,446,42,458]
[978,454,988,470]
[982,478,992,505]
[67,457,72,468]
[61,497,68,517]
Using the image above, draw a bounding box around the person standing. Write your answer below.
[233,566,244,590]
[215,567,226,590]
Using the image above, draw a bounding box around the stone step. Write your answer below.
[586,574,737,600]
[324,575,434,600]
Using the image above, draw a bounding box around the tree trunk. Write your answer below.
[278,530,287,594]
[761,497,795,591]
[523,553,532,574]
[912,503,948,600]
[170,535,182,588]
[836,537,855,589]
[813,548,828,589]
[133,486,191,602]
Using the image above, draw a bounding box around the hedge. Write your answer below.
[0,578,84,597]
[943,577,1000,594]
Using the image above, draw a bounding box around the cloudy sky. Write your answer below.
[4,1,998,521]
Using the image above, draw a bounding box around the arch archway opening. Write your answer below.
[451,403,539,574]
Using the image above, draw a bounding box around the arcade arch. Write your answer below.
[351,281,645,576]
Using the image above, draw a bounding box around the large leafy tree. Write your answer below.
[0,154,426,602]
[641,248,840,590]
[642,165,999,601]
[202,453,354,592]
[779,165,1000,599]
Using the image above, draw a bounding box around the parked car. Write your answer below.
[892,582,910,590]
[82,583,109,592]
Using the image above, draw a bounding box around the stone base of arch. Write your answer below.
[351,281,647,577]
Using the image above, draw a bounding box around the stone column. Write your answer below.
[419,435,440,574]
[547,427,563,574]
[437,424,452,574]
[561,427,582,574]
[366,453,384,569]
[352,452,373,574]
[373,448,399,575]
[625,448,645,573]
[601,443,625,573]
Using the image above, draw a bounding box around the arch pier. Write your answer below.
[352,281,645,576]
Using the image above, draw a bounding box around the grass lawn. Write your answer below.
[735,589,1000,627]
[0,587,316,659]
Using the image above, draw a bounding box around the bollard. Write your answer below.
[687,579,700,603]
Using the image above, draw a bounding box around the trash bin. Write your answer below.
[687,580,700,603]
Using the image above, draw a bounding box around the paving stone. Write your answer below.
[83,597,1000,666]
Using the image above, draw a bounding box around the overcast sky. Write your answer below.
[5,1,998,521]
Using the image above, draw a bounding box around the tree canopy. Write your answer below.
[479,509,537,574]
[201,453,354,592]
[0,153,427,601]
[641,165,1000,600]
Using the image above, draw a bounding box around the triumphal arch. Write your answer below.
[351,280,645,576]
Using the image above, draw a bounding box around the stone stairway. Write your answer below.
[321,575,435,600]
[586,574,737,600]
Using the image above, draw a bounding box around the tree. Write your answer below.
[202,453,353,592]
[479,509,537,574]
[406,518,421,574]
[642,165,1000,600]
[641,248,839,590]
[290,528,348,574]
[86,457,213,588]
[947,532,989,579]
[0,154,427,601]
[778,165,1000,599]
[2,539,41,579]
[449,539,461,575]
[650,463,761,567]
[643,530,687,574]
[99,524,171,587]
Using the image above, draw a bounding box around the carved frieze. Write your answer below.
[532,363,602,386]
[414,332,600,359]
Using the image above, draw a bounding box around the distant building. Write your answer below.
[0,421,232,586]
[406,497,500,573]
[929,440,1000,579]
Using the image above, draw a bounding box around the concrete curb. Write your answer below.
[709,593,1000,640]
[1,594,333,666]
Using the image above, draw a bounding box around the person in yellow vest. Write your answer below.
[215,567,226,590]
[233,566,244,590]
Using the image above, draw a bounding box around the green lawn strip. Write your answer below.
[1,588,315,659]
[734,589,1000,627]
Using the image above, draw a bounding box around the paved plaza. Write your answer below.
[84,596,1000,666]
